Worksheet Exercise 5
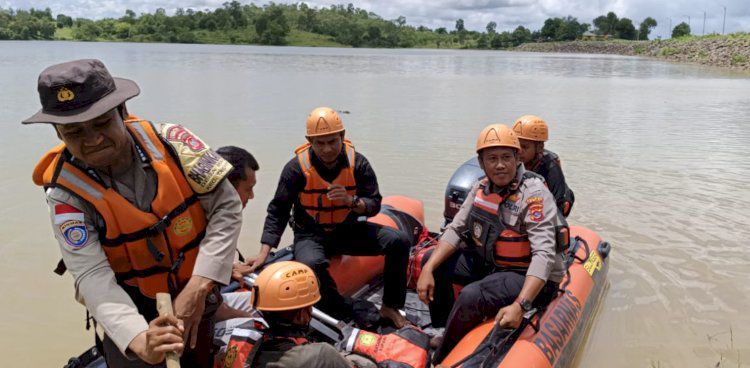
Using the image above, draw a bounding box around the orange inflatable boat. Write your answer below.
[327,198,610,368]
[321,158,610,367]
[440,225,610,367]
[65,158,610,368]
[329,195,426,297]
[320,157,610,367]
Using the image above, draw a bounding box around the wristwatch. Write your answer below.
[350,195,360,209]
[514,297,533,312]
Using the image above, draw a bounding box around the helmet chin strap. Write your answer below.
[264,312,313,336]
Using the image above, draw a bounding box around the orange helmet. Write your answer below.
[476,124,520,153]
[252,261,320,312]
[306,107,344,137]
[512,115,548,142]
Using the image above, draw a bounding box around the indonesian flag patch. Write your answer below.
[54,203,84,224]
[55,204,88,249]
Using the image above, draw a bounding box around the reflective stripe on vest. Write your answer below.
[33,118,208,298]
[224,325,264,368]
[470,179,532,269]
[295,140,357,229]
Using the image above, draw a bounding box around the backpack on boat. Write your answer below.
[339,326,431,368]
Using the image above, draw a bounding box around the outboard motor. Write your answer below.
[442,157,485,229]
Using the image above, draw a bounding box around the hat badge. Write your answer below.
[57,87,75,102]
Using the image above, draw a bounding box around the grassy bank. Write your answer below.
[287,30,346,47]
[515,34,750,71]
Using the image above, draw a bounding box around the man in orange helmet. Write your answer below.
[416,124,567,362]
[247,107,411,328]
[512,115,575,217]
[24,59,243,367]
[220,261,357,368]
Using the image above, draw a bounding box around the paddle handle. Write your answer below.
[156,293,181,368]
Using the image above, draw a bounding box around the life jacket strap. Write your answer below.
[146,238,165,263]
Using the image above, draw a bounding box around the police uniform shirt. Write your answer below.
[441,164,565,283]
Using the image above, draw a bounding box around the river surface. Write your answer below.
[1,41,749,367]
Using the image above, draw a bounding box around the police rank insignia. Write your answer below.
[57,87,75,102]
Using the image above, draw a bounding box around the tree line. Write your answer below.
[0,3,676,48]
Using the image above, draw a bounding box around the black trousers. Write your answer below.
[293,222,411,319]
[422,249,559,362]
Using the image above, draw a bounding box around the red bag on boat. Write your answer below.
[341,326,430,368]
[406,230,436,289]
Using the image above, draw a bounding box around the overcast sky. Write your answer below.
[2,0,748,39]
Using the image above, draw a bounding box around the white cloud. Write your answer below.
[3,0,747,38]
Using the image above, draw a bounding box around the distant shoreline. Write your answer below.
[6,34,749,72]
[514,35,750,71]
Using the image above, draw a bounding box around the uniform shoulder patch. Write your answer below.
[163,124,207,152]
[55,203,88,249]
[159,123,232,194]
[60,220,89,249]
[528,201,545,223]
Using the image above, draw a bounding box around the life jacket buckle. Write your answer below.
[170,252,185,273]
[149,215,171,234]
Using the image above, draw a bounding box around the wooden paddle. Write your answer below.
[156,293,181,368]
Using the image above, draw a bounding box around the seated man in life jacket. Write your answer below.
[512,115,575,217]
[247,107,411,327]
[224,261,424,368]
[222,261,360,368]
[416,124,567,363]
[24,59,243,367]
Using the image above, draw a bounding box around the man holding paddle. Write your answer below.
[25,59,243,367]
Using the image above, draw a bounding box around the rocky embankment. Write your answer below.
[516,35,750,71]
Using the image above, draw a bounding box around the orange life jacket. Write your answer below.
[219,320,308,368]
[221,320,264,368]
[295,140,357,230]
[342,326,430,368]
[468,178,531,269]
[33,118,211,298]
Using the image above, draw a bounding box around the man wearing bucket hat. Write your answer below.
[25,59,243,367]
[247,107,411,328]
[416,124,567,362]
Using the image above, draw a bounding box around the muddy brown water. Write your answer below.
[1,41,748,367]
